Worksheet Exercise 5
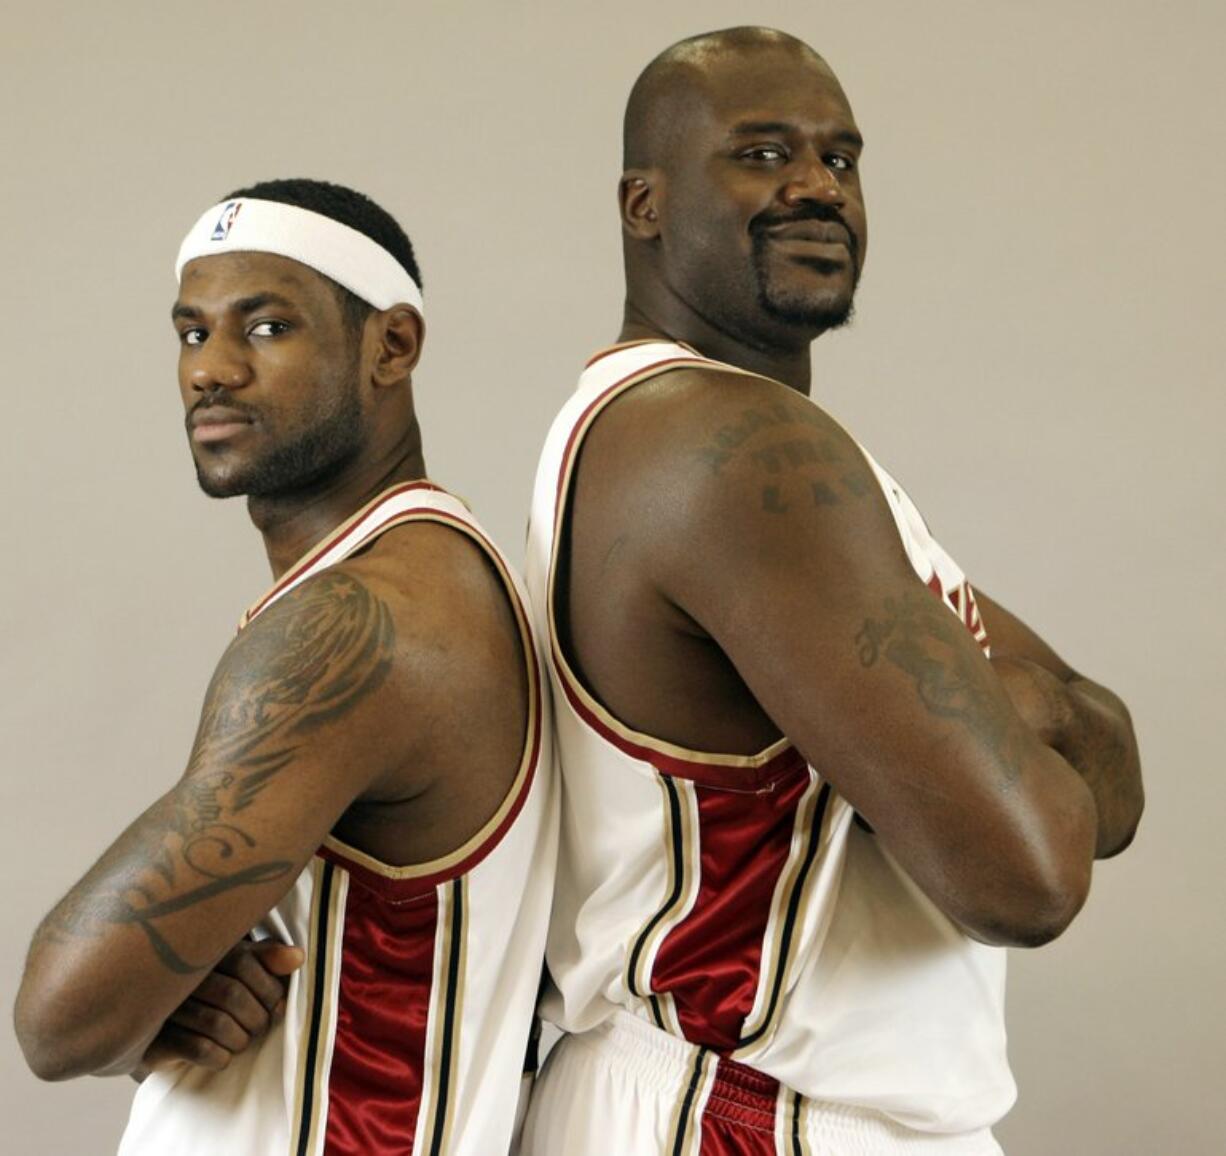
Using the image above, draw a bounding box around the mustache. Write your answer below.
[750,204,859,259]
[185,392,258,430]
[189,394,257,418]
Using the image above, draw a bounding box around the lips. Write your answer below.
[190,406,254,444]
[764,220,852,248]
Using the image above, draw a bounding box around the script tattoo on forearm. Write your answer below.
[693,401,874,513]
[39,571,396,972]
[855,590,1023,784]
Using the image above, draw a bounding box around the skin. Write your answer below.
[559,28,1142,949]
[15,251,529,1080]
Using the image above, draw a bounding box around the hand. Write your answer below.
[990,653,1074,749]
[135,939,305,1076]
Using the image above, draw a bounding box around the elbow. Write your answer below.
[966,873,1090,948]
[14,979,139,1082]
[958,827,1096,949]
[19,1039,90,1084]
[14,1000,86,1083]
[985,886,1086,948]
[1098,784,1145,860]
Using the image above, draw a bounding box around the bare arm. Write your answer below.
[640,371,1100,947]
[132,938,304,1080]
[14,567,409,1080]
[975,591,1143,858]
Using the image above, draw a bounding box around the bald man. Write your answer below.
[520,27,1142,1156]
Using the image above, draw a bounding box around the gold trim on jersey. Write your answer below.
[290,859,349,1156]
[666,1045,716,1156]
[774,1085,813,1156]
[416,876,468,1156]
[247,499,540,886]
[732,780,833,1062]
[546,350,796,771]
[626,775,702,1032]
[240,481,451,629]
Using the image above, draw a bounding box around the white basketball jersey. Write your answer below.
[119,481,557,1156]
[524,343,1015,1136]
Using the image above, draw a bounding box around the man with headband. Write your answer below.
[520,28,1143,1154]
[16,178,556,1156]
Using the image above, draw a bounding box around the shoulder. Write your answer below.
[576,364,889,567]
[233,518,523,709]
[580,364,865,495]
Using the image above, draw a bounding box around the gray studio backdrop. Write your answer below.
[2,2,1222,1153]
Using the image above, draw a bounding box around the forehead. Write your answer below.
[177,251,333,307]
[693,50,857,137]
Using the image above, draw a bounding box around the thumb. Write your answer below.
[250,940,306,976]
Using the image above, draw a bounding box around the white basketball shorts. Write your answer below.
[518,1011,1004,1156]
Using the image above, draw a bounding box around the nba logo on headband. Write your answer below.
[210,201,242,241]
[178,197,424,314]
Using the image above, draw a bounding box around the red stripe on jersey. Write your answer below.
[555,659,803,789]
[698,1061,782,1155]
[652,768,813,1051]
[321,879,440,1155]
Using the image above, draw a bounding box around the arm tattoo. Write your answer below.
[692,403,875,512]
[40,571,396,973]
[856,590,1024,783]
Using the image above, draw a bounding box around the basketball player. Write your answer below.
[15,179,556,1156]
[520,28,1143,1155]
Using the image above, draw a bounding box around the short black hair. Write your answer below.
[221,177,422,333]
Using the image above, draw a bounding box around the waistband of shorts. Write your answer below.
[572,1011,1002,1154]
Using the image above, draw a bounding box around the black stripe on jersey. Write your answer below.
[427,878,464,1156]
[670,1047,708,1156]
[791,1089,804,1156]
[738,783,832,1050]
[295,860,335,1156]
[627,775,684,999]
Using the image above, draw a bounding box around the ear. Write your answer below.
[619,169,662,240]
[370,306,425,388]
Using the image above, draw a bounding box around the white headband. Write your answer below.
[175,198,423,314]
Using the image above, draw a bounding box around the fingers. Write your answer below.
[172,995,262,1053]
[141,1024,235,1073]
[249,939,306,978]
[212,941,298,1019]
[191,971,276,1038]
[139,938,307,1074]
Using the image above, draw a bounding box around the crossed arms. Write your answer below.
[575,366,1143,946]
[14,564,409,1080]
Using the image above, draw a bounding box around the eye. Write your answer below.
[179,327,207,347]
[740,144,789,164]
[249,320,290,338]
[825,153,856,172]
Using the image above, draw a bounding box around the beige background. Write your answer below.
[2,1,1222,1152]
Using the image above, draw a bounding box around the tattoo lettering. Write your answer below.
[752,438,833,473]
[856,590,1023,782]
[694,402,875,516]
[763,485,791,513]
[695,402,832,474]
[841,472,871,497]
[41,571,396,973]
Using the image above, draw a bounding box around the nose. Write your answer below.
[782,152,844,208]
[188,331,253,394]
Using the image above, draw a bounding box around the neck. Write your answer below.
[618,284,816,395]
[250,417,427,579]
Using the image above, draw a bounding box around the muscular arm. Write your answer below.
[15,568,407,1080]
[975,591,1143,858]
[624,371,1101,947]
